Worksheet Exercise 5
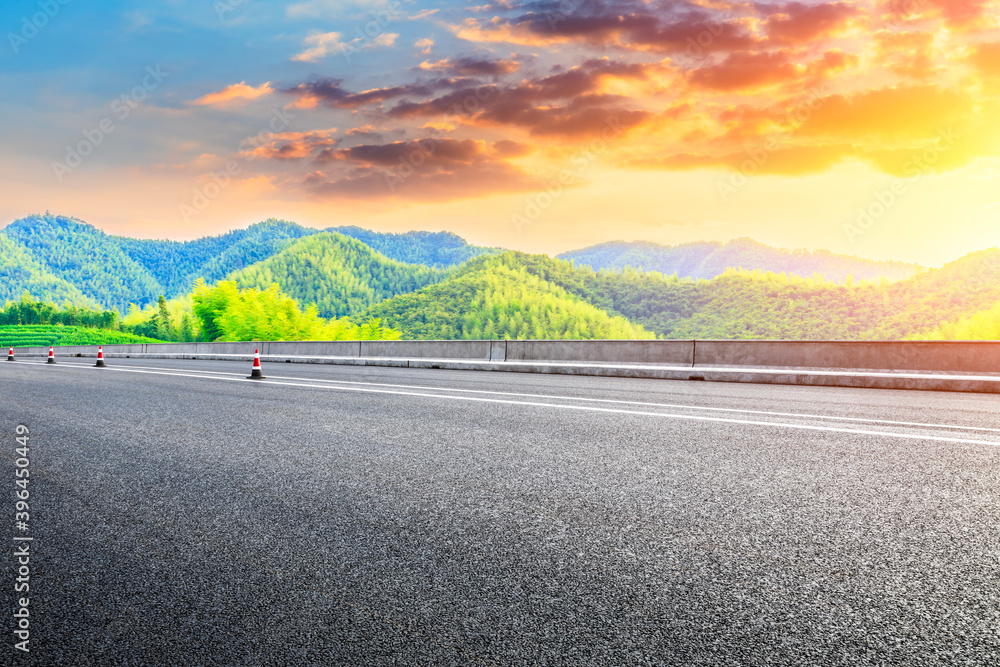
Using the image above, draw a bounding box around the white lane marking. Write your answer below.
[15,360,1000,448]
[22,352,1000,382]
[33,359,1000,436]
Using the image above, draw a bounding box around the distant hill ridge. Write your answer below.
[0,214,492,309]
[6,213,1000,343]
[558,237,924,283]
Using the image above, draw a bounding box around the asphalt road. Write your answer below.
[2,356,1000,665]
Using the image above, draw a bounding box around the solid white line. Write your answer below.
[23,352,1000,383]
[15,360,1000,448]
[35,359,1000,435]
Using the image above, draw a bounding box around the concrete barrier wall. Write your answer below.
[693,340,1000,373]
[13,339,1000,375]
[360,340,492,360]
[505,340,695,365]
[266,341,360,357]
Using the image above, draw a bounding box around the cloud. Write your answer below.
[414,37,435,55]
[687,51,802,91]
[283,78,465,110]
[292,30,398,63]
[419,56,521,76]
[192,81,274,107]
[763,2,860,45]
[630,144,855,175]
[206,0,1000,199]
[971,42,1000,78]
[874,31,939,80]
[296,138,538,201]
[409,8,439,20]
[794,86,972,141]
[452,1,762,54]
[386,59,656,137]
[240,130,340,161]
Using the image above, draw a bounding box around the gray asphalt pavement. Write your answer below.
[2,357,1000,665]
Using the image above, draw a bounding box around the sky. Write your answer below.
[1,0,999,266]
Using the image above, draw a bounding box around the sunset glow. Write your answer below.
[3,0,1000,265]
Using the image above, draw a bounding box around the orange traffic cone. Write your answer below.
[47,346,56,364]
[6,347,13,362]
[247,348,265,380]
[94,346,107,368]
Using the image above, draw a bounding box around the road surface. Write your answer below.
[2,357,999,665]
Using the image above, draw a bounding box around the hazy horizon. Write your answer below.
[0,211,957,269]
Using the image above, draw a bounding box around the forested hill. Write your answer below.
[330,226,495,267]
[0,234,102,308]
[559,238,924,283]
[365,248,1000,341]
[228,232,447,319]
[6,213,1000,343]
[114,219,315,296]
[362,258,654,340]
[3,215,165,311]
[0,214,488,309]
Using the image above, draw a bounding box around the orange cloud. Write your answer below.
[971,42,1000,77]
[629,144,854,175]
[241,130,339,161]
[298,138,538,201]
[764,2,860,45]
[192,81,273,107]
[687,51,802,91]
[874,31,940,80]
[794,86,971,142]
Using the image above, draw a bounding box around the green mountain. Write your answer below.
[440,250,1000,341]
[362,253,654,340]
[330,226,494,268]
[559,237,923,283]
[6,213,1000,343]
[0,216,492,312]
[2,214,163,311]
[0,234,101,308]
[115,218,315,297]
[228,232,446,319]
